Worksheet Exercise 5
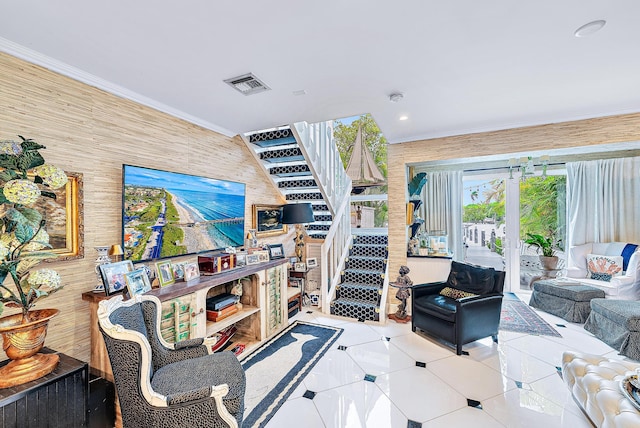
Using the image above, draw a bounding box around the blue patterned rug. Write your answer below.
[240,320,342,427]
[500,292,562,337]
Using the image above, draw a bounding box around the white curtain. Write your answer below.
[418,170,464,261]
[566,156,640,246]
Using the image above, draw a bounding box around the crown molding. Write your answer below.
[0,37,236,137]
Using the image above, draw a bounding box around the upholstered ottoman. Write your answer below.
[584,299,640,360]
[529,280,605,323]
[562,351,640,428]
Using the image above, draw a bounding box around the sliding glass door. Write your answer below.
[463,171,566,292]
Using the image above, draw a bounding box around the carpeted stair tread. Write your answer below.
[343,268,384,275]
[338,282,383,290]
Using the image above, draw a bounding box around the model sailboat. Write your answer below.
[344,124,386,194]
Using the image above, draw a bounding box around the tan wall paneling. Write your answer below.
[0,52,283,362]
[387,113,640,293]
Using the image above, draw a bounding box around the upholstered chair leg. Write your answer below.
[492,335,498,344]
[456,343,463,355]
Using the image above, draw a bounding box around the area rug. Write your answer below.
[240,320,343,427]
[500,292,562,337]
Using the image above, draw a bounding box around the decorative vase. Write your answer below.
[539,255,559,271]
[0,308,60,388]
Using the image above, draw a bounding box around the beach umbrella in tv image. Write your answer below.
[281,203,315,262]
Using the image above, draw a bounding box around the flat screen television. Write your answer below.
[122,165,245,262]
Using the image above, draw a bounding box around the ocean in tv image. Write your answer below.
[122,165,245,262]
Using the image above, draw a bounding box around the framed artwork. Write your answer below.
[155,260,175,287]
[252,204,288,238]
[246,253,260,265]
[294,262,306,272]
[36,171,84,261]
[306,257,318,269]
[183,261,200,282]
[125,268,152,296]
[268,244,285,260]
[99,260,134,295]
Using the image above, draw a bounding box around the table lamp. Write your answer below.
[109,244,124,262]
[281,203,315,262]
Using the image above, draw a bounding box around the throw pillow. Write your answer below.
[439,286,477,300]
[586,254,623,282]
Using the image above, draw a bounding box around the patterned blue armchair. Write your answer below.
[98,294,245,428]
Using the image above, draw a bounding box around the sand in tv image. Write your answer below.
[123,165,245,262]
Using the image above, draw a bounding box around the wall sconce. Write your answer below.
[281,203,315,262]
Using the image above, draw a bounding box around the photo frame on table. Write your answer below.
[254,250,270,263]
[306,257,318,269]
[252,204,288,238]
[267,244,285,260]
[155,260,175,287]
[246,253,260,265]
[294,262,306,272]
[100,260,135,295]
[183,261,200,282]
[172,262,186,281]
[125,268,152,297]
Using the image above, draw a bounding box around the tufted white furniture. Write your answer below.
[566,242,640,300]
[562,351,640,427]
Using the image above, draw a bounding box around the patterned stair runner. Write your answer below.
[330,234,388,322]
[246,127,331,239]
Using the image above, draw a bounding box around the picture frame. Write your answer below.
[267,244,285,260]
[99,260,134,295]
[246,253,260,265]
[155,260,175,287]
[33,171,84,261]
[125,268,152,297]
[306,257,318,269]
[183,261,200,282]
[172,262,185,281]
[252,204,288,238]
[294,262,306,272]
[254,250,270,263]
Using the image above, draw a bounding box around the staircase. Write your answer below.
[243,122,388,322]
[245,127,331,239]
[330,234,388,322]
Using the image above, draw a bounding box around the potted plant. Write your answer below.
[524,232,562,270]
[0,136,68,388]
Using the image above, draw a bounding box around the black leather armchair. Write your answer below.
[411,261,505,355]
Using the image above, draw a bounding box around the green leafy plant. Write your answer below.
[524,233,561,257]
[0,136,67,321]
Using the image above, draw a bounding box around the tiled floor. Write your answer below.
[265,291,628,428]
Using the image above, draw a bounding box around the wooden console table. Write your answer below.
[0,348,88,427]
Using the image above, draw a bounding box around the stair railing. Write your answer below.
[292,121,352,312]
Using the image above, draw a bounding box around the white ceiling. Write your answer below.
[1,1,639,144]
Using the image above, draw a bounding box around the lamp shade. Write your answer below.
[281,203,315,224]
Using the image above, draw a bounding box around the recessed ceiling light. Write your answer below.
[574,20,606,37]
[292,90,306,96]
[399,115,408,121]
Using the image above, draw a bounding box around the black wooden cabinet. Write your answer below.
[0,348,88,428]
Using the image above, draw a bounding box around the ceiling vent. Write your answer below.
[224,73,271,96]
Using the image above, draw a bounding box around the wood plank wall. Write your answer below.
[387,113,640,297]
[0,52,288,362]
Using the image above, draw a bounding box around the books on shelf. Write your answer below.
[207,303,239,322]
[210,325,237,353]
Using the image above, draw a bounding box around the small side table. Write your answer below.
[289,268,314,307]
[0,348,88,427]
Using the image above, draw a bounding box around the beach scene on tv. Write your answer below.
[123,165,245,262]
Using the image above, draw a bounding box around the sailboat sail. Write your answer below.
[345,124,386,190]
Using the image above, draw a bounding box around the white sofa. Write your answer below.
[566,242,640,300]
